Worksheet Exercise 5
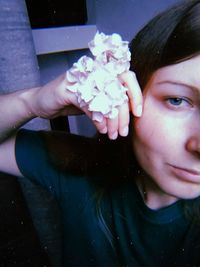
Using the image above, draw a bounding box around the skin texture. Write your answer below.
[132,55,200,209]
[0,70,143,177]
[0,52,199,212]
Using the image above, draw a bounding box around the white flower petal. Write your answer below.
[66,82,79,93]
[89,92,111,114]
[111,33,122,46]
[79,100,87,108]
[65,31,131,121]
[108,108,118,119]
[66,71,77,83]
[104,81,121,99]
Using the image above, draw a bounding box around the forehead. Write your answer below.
[150,55,200,89]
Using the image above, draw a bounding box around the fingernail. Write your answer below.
[110,131,118,140]
[135,104,142,117]
[100,126,107,134]
[121,126,129,136]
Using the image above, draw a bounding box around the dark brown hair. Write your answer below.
[44,0,200,177]
[129,0,200,221]
[130,0,200,89]
[42,0,200,244]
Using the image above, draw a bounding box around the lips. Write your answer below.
[169,165,200,183]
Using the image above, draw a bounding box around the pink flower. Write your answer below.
[65,32,131,122]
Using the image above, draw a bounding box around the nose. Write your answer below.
[186,136,200,157]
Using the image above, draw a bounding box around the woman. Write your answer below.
[0,0,200,266]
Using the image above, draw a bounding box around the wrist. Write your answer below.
[19,86,41,119]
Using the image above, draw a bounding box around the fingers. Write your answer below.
[82,103,129,140]
[81,106,108,134]
[107,115,119,140]
[85,71,142,140]
[65,70,142,140]
[119,71,143,117]
[94,118,108,134]
[102,70,142,140]
[118,102,130,137]
[102,102,129,140]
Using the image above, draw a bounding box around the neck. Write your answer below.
[135,170,178,210]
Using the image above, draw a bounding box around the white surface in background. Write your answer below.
[32,25,97,55]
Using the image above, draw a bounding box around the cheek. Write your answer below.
[132,113,163,151]
[131,107,181,162]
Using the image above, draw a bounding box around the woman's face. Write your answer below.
[132,55,200,208]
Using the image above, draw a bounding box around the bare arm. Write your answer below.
[0,87,39,176]
[0,74,78,176]
[0,71,143,176]
[0,88,37,143]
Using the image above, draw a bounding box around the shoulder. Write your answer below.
[40,131,132,180]
[40,130,98,173]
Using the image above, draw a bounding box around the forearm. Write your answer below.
[0,87,39,143]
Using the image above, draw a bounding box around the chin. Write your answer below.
[167,187,200,201]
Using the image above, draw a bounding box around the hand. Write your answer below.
[29,73,84,119]
[30,70,143,140]
[87,70,143,139]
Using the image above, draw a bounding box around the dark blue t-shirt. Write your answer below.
[15,129,200,267]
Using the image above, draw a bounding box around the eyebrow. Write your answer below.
[157,80,200,94]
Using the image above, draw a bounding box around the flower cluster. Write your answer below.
[65,32,131,122]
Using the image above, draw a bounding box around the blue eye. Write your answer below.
[168,97,184,106]
[165,97,192,110]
